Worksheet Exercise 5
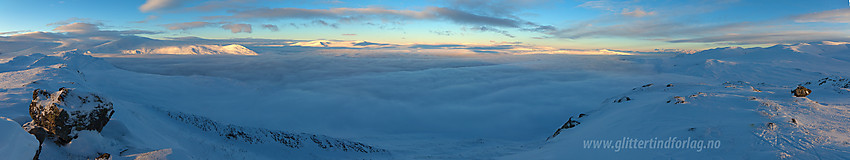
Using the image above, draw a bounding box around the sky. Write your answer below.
[1,0,849,51]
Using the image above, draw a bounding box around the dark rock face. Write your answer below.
[548,114,585,140]
[803,76,849,94]
[667,96,687,104]
[27,88,114,144]
[793,86,812,97]
[613,96,631,103]
[163,109,386,153]
[95,153,111,160]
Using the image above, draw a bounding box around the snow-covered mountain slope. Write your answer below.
[0,41,848,159]
[0,52,385,159]
[0,117,39,160]
[507,42,850,159]
[507,81,850,159]
[120,44,258,55]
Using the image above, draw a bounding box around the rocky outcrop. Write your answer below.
[667,96,687,104]
[792,86,811,97]
[548,114,585,140]
[803,76,849,94]
[613,96,631,103]
[26,88,114,144]
[95,153,111,160]
[162,109,386,153]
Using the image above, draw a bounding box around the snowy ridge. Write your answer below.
[120,44,258,55]
[160,107,387,153]
[513,79,850,159]
[0,52,390,159]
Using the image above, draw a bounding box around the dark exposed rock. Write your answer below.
[23,122,49,160]
[163,109,386,153]
[95,153,111,160]
[806,77,850,88]
[792,86,811,97]
[667,96,687,104]
[27,88,114,144]
[632,83,655,90]
[803,76,849,94]
[548,116,583,140]
[613,96,631,103]
[23,123,49,144]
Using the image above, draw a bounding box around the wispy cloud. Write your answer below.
[312,20,339,29]
[163,21,219,30]
[132,15,160,23]
[668,31,850,44]
[429,7,521,28]
[261,24,279,31]
[445,0,554,16]
[139,0,192,12]
[465,26,515,38]
[430,30,457,36]
[621,8,655,17]
[544,0,850,45]
[207,6,547,31]
[0,30,29,35]
[187,0,256,11]
[1,22,160,53]
[46,17,96,26]
[222,24,252,33]
[52,22,160,35]
[577,0,616,11]
[793,8,850,23]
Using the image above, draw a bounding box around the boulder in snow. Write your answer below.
[27,88,114,144]
[792,86,811,97]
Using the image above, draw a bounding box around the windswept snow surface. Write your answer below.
[0,117,39,160]
[0,42,848,159]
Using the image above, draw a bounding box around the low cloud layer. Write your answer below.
[100,49,664,139]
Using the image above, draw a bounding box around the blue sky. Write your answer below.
[1,0,849,51]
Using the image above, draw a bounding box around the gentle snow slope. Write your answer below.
[0,117,39,160]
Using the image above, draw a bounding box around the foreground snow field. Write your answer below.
[0,42,849,159]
